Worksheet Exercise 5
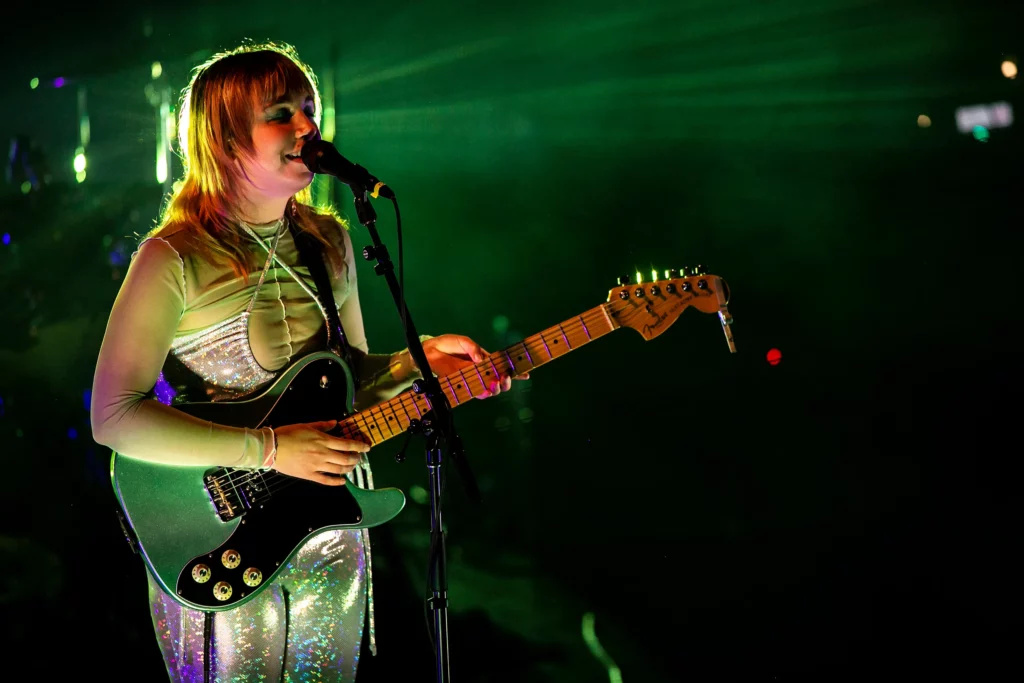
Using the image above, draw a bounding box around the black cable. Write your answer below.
[391,197,405,340]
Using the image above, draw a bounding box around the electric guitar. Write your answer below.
[111,268,735,611]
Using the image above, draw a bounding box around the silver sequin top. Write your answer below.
[168,310,277,398]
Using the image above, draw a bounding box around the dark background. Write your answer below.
[0,1,1020,680]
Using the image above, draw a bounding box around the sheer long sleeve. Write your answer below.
[90,238,268,468]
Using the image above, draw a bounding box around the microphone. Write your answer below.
[300,139,395,200]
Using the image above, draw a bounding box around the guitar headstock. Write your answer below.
[606,266,737,351]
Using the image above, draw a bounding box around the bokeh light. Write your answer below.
[1001,60,1017,79]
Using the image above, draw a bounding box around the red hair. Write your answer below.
[152,41,344,277]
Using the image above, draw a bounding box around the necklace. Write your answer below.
[238,218,331,325]
[239,218,287,296]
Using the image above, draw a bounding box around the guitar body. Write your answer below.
[111,351,407,612]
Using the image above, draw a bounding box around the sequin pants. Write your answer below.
[147,530,366,682]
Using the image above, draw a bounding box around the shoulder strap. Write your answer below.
[287,218,356,374]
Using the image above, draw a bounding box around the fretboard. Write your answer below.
[337,303,619,446]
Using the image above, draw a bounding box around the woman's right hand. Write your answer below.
[270,420,370,485]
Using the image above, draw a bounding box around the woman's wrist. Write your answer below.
[393,335,433,383]
[390,349,416,383]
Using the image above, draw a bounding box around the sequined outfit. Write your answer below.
[148,529,367,682]
[100,218,373,682]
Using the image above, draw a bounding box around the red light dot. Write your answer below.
[766,348,782,366]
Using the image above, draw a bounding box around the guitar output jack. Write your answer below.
[213,581,233,601]
[243,568,263,587]
[192,564,211,583]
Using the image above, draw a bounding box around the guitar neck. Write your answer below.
[339,303,619,446]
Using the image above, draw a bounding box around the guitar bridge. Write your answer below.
[204,468,265,522]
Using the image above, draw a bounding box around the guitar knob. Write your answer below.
[191,564,211,583]
[616,274,631,286]
[243,568,263,587]
[213,581,233,601]
[697,279,708,290]
[222,550,241,569]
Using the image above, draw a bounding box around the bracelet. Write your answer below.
[262,427,278,470]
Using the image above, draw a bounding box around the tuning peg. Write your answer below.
[617,274,631,286]
[664,268,679,279]
[681,266,694,277]
[693,264,707,276]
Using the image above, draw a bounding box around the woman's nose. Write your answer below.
[296,112,318,140]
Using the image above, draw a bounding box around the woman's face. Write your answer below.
[237,90,318,200]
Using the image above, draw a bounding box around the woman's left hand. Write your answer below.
[421,334,529,398]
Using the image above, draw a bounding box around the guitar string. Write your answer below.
[223,285,712,508]
[204,304,643,493]
[207,284,702,493]
[203,307,621,494]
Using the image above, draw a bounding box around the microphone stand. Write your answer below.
[349,184,475,683]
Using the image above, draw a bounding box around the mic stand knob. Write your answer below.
[395,418,426,463]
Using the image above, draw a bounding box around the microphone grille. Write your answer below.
[300,139,329,172]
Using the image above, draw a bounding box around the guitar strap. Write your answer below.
[287,217,356,379]
[288,217,380,655]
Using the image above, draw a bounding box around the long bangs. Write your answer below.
[252,53,321,127]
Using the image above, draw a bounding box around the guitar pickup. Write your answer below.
[204,468,260,522]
